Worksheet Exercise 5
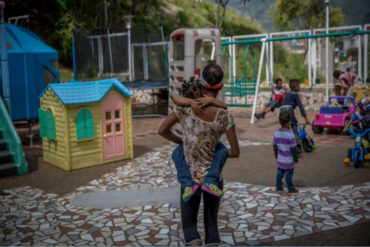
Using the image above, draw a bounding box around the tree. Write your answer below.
[270,0,344,31]
[215,0,257,29]
[215,0,230,29]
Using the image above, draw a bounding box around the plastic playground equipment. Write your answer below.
[39,78,133,170]
[312,96,356,133]
[168,28,222,113]
[0,24,59,121]
[344,128,370,168]
[298,123,316,153]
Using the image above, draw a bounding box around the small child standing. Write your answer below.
[273,111,299,193]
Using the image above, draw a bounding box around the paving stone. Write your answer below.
[1,142,369,247]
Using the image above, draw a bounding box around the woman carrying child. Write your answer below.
[158,64,239,246]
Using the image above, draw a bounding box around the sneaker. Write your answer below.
[201,183,223,197]
[254,113,261,120]
[260,112,266,119]
[182,184,200,202]
[288,188,299,194]
[276,186,283,192]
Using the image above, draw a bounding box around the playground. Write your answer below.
[1,108,370,246]
[1,1,370,246]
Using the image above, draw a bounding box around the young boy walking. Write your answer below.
[280,79,310,152]
[273,111,299,193]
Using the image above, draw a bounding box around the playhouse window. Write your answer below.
[38,108,56,140]
[115,110,120,119]
[76,109,94,140]
[105,111,111,120]
[173,37,184,61]
[115,123,121,132]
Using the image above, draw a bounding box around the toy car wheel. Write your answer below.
[312,121,323,134]
[302,139,313,152]
[354,149,362,168]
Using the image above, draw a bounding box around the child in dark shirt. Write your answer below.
[280,79,310,150]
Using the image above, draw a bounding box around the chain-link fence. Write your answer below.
[73,30,129,81]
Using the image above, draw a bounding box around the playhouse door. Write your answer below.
[102,94,126,160]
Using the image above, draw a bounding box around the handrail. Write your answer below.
[347,128,370,137]
[0,96,28,175]
[221,30,370,46]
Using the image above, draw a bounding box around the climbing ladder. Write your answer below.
[0,96,27,177]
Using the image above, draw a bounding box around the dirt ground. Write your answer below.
[2,134,369,196]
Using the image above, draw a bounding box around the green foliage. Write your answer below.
[78,63,99,81]
[177,11,189,27]
[59,68,73,82]
[270,0,344,30]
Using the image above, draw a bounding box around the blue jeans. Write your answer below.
[172,142,228,187]
[276,168,294,190]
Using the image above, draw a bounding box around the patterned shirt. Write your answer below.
[273,86,286,95]
[273,128,297,169]
[174,106,234,184]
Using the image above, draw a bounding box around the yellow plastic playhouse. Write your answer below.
[39,78,133,171]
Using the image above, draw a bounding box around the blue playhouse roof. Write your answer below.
[41,78,133,105]
[5,24,58,54]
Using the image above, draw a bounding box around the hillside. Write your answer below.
[4,0,265,66]
[226,0,370,31]
[131,0,264,41]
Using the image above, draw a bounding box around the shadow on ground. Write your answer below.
[0,136,169,195]
[224,145,370,187]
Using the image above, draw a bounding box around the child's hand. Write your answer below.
[191,101,204,115]
[196,95,213,108]
[305,118,310,125]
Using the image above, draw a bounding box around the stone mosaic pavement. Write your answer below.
[1,142,370,246]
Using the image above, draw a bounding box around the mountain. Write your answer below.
[225,0,370,31]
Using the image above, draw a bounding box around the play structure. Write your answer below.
[168,28,223,113]
[39,78,133,171]
[0,96,27,177]
[223,34,266,107]
[0,24,59,121]
[221,26,370,123]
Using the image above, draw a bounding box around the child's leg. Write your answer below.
[203,142,228,185]
[275,168,284,189]
[289,110,299,138]
[284,168,295,190]
[172,144,195,188]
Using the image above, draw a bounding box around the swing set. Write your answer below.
[221,28,370,123]
[223,34,266,107]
